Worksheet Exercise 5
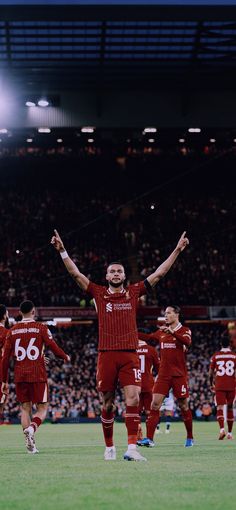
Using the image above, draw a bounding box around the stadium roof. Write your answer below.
[0,3,236,91]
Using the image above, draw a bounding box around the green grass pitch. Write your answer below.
[0,422,235,510]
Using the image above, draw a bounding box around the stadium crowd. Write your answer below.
[2,323,228,423]
[0,190,235,307]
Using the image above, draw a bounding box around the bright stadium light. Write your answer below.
[25,101,36,107]
[38,99,49,107]
[210,138,216,143]
[0,128,8,134]
[57,138,63,143]
[148,138,155,143]
[150,204,155,210]
[26,138,33,143]
[144,127,157,133]
[234,139,236,143]
[179,138,185,143]
[81,127,95,133]
[88,138,94,143]
[16,249,20,254]
[38,128,51,133]
[188,128,201,133]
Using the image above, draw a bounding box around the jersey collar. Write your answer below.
[172,322,182,332]
[107,287,126,294]
[21,318,35,323]
[221,348,231,352]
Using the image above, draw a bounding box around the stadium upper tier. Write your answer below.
[0,153,235,307]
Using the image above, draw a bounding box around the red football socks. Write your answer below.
[227,408,234,433]
[146,410,160,440]
[181,409,193,439]
[31,416,42,432]
[217,409,224,430]
[125,406,140,445]
[101,408,115,447]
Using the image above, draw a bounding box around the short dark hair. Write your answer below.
[107,261,125,270]
[20,300,35,315]
[0,304,7,321]
[221,336,230,348]
[169,305,181,315]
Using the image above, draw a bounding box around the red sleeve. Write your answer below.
[173,327,191,347]
[130,279,152,297]
[42,326,68,361]
[1,332,14,382]
[138,330,161,344]
[86,281,103,298]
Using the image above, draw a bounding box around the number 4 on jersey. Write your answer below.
[15,338,40,361]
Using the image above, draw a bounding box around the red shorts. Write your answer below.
[16,382,48,404]
[139,392,152,413]
[0,388,7,405]
[97,351,141,392]
[215,390,235,406]
[153,375,189,399]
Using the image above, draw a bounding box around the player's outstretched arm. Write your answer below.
[146,231,189,287]
[43,326,70,362]
[51,229,89,291]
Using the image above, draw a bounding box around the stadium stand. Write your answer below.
[0,152,235,307]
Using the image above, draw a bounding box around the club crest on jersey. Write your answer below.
[106,302,113,312]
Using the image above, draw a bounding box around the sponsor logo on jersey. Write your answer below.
[106,302,113,312]
[106,302,132,312]
[161,342,177,349]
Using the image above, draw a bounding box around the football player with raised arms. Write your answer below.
[51,229,189,461]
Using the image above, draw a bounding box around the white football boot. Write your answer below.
[124,448,147,461]
[104,446,116,460]
[24,426,39,454]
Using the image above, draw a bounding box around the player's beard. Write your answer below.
[109,280,124,288]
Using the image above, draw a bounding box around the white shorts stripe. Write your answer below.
[42,383,48,403]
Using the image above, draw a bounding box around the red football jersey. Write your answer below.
[137,340,160,392]
[139,323,191,377]
[210,349,236,391]
[0,324,8,382]
[2,319,68,383]
[87,280,148,350]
